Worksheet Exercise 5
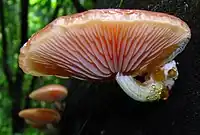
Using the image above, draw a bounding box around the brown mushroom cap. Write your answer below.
[29,84,68,102]
[18,108,61,124]
[19,9,191,80]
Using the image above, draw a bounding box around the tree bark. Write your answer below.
[72,0,86,12]
[0,0,26,133]
[0,0,14,88]
[10,0,29,133]
[49,0,64,22]
[24,77,37,109]
[60,0,200,135]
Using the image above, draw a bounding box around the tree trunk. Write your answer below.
[0,0,26,133]
[11,0,29,133]
[60,0,200,135]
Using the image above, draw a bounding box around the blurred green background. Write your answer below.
[2,0,200,134]
[0,0,94,134]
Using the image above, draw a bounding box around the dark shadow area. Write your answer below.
[59,0,200,135]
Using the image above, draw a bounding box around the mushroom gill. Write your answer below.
[18,9,191,102]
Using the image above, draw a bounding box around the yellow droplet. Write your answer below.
[160,88,169,100]
[168,68,177,78]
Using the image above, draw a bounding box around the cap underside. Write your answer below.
[19,10,190,80]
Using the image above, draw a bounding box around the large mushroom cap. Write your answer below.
[19,9,191,80]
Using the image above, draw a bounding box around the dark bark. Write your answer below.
[24,77,37,109]
[60,0,200,135]
[72,0,86,12]
[0,0,14,87]
[10,0,29,133]
[50,0,64,22]
[0,0,26,133]
[22,77,37,130]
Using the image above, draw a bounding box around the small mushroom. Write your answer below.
[18,9,191,102]
[29,84,68,102]
[29,84,67,111]
[19,108,61,125]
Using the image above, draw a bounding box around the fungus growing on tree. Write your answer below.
[29,84,68,111]
[29,84,68,102]
[18,9,191,102]
[19,108,61,128]
[19,84,67,130]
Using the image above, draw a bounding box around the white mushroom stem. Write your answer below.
[116,73,164,102]
[116,60,179,102]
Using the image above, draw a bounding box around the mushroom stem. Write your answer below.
[53,101,65,112]
[116,73,165,102]
[116,60,178,102]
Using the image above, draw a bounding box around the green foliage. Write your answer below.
[80,0,94,9]
[0,0,94,134]
[0,90,12,135]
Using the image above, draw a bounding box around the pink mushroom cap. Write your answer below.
[29,84,68,102]
[19,9,191,80]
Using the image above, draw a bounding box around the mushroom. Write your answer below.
[19,85,66,131]
[29,84,68,102]
[29,84,68,110]
[19,108,61,125]
[19,109,60,133]
[18,9,191,102]
[19,108,61,131]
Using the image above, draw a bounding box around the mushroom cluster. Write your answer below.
[19,84,67,130]
[18,9,191,102]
